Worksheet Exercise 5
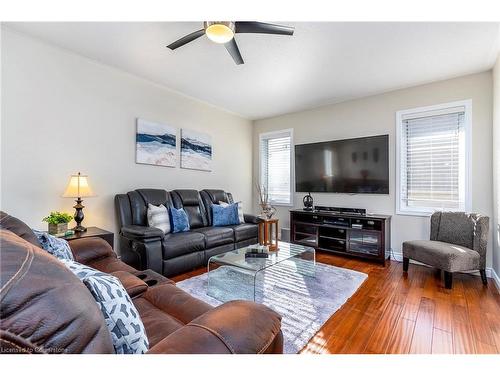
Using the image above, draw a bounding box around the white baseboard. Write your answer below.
[389,249,500,290]
[490,268,500,290]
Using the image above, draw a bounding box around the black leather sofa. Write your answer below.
[115,189,260,277]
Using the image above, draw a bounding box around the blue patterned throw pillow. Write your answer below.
[59,259,149,354]
[32,229,74,260]
[219,200,244,224]
[212,203,240,226]
[170,207,190,233]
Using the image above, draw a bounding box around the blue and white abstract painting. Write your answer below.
[181,129,212,171]
[136,118,177,167]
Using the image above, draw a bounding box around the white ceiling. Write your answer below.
[5,22,500,120]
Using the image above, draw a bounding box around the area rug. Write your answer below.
[177,260,367,353]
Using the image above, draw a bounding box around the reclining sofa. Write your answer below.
[0,211,283,354]
[115,189,260,277]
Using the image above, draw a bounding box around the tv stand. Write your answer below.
[290,209,391,265]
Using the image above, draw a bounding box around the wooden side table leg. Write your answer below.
[269,222,272,247]
[275,221,278,248]
[264,222,269,246]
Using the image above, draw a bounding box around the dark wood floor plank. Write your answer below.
[337,313,378,353]
[385,317,415,354]
[409,297,435,354]
[486,312,500,351]
[469,312,496,348]
[475,341,498,354]
[452,320,476,354]
[400,285,424,321]
[172,251,500,354]
[433,295,453,332]
[431,328,453,354]
[364,302,403,353]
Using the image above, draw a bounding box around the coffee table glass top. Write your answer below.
[208,241,313,272]
[207,241,316,302]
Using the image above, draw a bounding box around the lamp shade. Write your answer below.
[62,172,95,198]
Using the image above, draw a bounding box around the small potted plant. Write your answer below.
[43,212,73,235]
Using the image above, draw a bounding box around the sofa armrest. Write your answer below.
[121,225,164,241]
[110,271,148,298]
[69,237,116,264]
[244,213,262,224]
[119,226,164,274]
[147,300,282,354]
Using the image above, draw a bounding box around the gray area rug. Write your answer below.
[177,260,367,353]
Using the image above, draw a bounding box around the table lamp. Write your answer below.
[62,172,96,232]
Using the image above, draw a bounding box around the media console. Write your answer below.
[290,209,391,265]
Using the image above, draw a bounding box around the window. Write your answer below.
[259,129,293,206]
[396,100,471,216]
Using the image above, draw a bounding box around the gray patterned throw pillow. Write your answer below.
[60,259,149,354]
[32,229,74,260]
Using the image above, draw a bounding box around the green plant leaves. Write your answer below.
[42,211,73,224]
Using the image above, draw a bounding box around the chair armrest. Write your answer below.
[244,213,262,224]
[121,225,164,241]
[147,300,282,354]
[69,237,116,264]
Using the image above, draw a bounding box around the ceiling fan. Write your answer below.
[166,21,294,65]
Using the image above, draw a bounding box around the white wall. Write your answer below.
[493,54,500,275]
[253,72,494,267]
[0,29,253,249]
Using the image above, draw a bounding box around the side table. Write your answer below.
[63,226,114,248]
[258,218,279,251]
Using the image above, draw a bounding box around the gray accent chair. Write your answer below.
[402,211,489,289]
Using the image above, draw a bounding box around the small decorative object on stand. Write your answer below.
[256,184,276,219]
[43,212,74,235]
[62,172,96,232]
[303,193,314,211]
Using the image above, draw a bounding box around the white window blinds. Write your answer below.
[397,102,470,215]
[260,131,292,205]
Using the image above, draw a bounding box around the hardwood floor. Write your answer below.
[171,251,500,354]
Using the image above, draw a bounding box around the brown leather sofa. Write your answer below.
[0,212,283,354]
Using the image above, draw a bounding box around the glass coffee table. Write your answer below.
[207,241,315,303]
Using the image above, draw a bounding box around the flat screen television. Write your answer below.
[295,134,389,194]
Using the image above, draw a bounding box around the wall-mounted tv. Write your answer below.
[295,134,389,194]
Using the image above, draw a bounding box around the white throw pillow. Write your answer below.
[147,204,170,234]
[219,200,244,224]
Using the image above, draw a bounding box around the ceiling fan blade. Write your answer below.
[224,38,244,65]
[167,29,205,50]
[235,21,294,35]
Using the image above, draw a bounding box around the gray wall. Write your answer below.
[1,29,254,246]
[253,71,494,267]
[493,54,500,276]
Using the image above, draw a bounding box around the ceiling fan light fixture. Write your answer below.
[204,21,235,44]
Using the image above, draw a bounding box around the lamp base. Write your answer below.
[73,198,87,232]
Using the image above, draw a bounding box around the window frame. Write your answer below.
[395,100,472,217]
[259,128,294,207]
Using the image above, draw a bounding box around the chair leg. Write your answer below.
[480,269,488,285]
[403,257,409,272]
[444,271,453,289]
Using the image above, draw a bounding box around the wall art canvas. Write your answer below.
[136,118,177,167]
[180,128,212,171]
